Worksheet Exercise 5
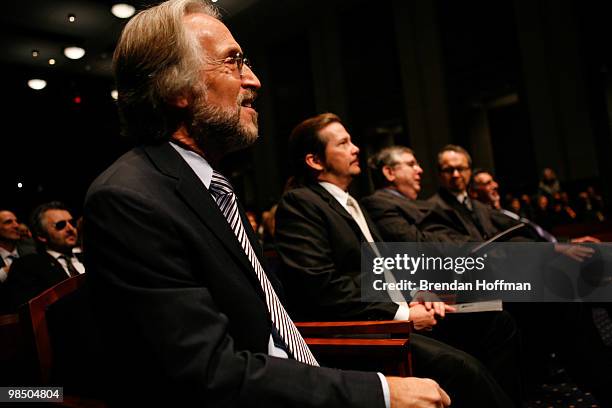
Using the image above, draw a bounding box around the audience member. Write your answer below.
[418,145,498,241]
[275,113,515,407]
[538,167,561,198]
[82,2,450,407]
[361,146,442,242]
[3,202,84,311]
[0,210,27,283]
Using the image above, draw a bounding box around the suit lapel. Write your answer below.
[438,190,483,240]
[144,143,265,294]
[308,184,385,250]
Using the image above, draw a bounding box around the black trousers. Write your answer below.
[420,310,522,406]
[411,333,516,408]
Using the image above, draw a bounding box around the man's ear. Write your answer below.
[305,154,324,171]
[382,165,395,182]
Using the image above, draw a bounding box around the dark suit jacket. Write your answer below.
[3,252,71,311]
[275,183,399,322]
[361,189,448,242]
[84,143,383,408]
[419,189,498,241]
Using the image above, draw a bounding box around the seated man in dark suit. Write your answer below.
[4,201,84,310]
[418,145,498,241]
[0,209,36,283]
[362,146,447,242]
[275,113,515,407]
[82,1,451,407]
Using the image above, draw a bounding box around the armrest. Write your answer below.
[295,322,413,377]
[295,320,411,337]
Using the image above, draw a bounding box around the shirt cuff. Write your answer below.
[393,301,410,321]
[377,372,391,408]
[0,267,7,283]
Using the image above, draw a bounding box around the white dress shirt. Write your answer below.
[47,249,86,277]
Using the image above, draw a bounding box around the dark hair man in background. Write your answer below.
[0,209,24,283]
[275,113,515,407]
[83,1,451,407]
[3,201,83,311]
[418,145,498,241]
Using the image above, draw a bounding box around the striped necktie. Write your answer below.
[209,171,318,366]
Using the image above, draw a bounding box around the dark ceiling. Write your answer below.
[0,0,258,79]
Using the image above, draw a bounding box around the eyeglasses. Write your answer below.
[210,52,252,76]
[393,160,421,168]
[440,166,470,174]
[54,219,77,231]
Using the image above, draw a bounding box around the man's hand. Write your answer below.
[554,243,595,262]
[409,301,456,318]
[387,376,451,408]
[408,304,437,330]
[571,236,600,244]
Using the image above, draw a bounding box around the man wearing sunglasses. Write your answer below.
[3,201,84,311]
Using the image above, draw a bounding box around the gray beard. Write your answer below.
[188,97,258,157]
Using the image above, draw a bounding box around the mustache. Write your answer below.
[238,90,258,105]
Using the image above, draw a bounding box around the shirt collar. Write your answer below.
[47,249,78,260]
[319,181,351,211]
[454,191,468,204]
[0,247,17,259]
[170,141,213,189]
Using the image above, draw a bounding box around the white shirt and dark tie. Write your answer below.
[47,249,85,277]
[0,247,19,282]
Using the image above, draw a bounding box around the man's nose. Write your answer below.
[241,64,261,90]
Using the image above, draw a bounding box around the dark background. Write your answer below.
[1,0,611,221]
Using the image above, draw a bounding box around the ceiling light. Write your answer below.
[111,3,136,19]
[32,50,39,58]
[111,90,118,100]
[28,79,47,90]
[48,58,56,65]
[17,182,23,189]
[68,14,76,23]
[64,46,85,60]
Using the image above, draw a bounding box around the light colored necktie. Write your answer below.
[209,171,318,366]
[346,196,375,243]
[346,196,406,303]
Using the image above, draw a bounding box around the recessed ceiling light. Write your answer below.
[28,79,47,90]
[64,46,85,60]
[32,49,39,58]
[68,14,76,23]
[111,3,136,19]
[17,182,23,189]
[48,58,56,65]
[111,90,118,100]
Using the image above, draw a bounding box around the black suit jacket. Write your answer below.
[361,189,448,242]
[419,189,498,241]
[275,183,399,322]
[3,252,71,311]
[84,143,383,407]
